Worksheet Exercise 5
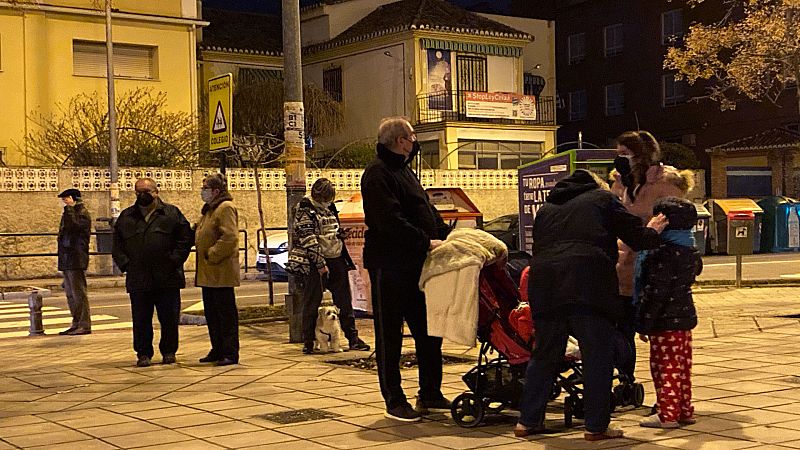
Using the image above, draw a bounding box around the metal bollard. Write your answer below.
[28,291,44,336]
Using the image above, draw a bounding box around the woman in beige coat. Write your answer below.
[611,131,693,382]
[195,173,240,366]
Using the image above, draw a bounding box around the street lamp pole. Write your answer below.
[105,0,120,220]
[282,0,306,343]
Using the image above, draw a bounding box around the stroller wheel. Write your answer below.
[633,383,645,407]
[451,392,485,428]
[563,396,574,428]
[550,383,562,400]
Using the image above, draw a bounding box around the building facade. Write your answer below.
[0,0,204,166]
[198,0,559,170]
[547,0,799,195]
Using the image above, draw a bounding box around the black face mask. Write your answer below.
[135,192,155,207]
[613,155,632,176]
[411,141,421,157]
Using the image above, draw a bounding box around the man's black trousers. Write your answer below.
[301,256,358,345]
[129,288,180,358]
[202,287,240,362]
[369,268,444,409]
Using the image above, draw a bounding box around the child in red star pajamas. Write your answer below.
[634,197,702,428]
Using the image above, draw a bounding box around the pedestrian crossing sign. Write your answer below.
[208,73,233,151]
[212,101,227,134]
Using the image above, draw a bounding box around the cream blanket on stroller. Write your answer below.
[419,229,508,346]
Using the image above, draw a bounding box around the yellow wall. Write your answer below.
[0,3,198,165]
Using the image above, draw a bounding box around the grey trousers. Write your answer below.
[63,269,91,329]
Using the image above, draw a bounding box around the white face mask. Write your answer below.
[201,189,215,204]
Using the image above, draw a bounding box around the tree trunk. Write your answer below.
[253,163,275,306]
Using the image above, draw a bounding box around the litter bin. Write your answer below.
[756,196,800,253]
[95,217,114,253]
[693,203,711,255]
[708,199,763,254]
[727,211,756,256]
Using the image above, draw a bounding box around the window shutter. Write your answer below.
[73,41,156,79]
[73,42,107,77]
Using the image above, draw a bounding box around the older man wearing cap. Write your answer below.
[57,188,93,335]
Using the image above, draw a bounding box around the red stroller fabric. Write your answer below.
[478,263,532,365]
[518,266,530,302]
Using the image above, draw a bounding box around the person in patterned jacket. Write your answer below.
[635,197,702,429]
[294,178,370,354]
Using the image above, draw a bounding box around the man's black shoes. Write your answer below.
[384,403,422,422]
[162,354,176,365]
[199,352,219,363]
[349,338,370,351]
[136,355,151,367]
[414,396,452,414]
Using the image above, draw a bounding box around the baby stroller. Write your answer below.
[450,263,644,428]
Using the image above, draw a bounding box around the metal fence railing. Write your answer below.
[416,92,557,126]
[0,229,250,273]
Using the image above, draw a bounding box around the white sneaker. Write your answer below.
[640,414,679,429]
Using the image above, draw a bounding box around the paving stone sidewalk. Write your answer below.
[1,286,800,449]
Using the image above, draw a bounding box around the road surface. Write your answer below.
[0,281,288,339]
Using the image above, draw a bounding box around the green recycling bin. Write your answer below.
[757,196,800,253]
[693,203,710,255]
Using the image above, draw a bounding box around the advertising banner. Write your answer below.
[465,91,537,121]
[518,153,571,254]
[427,49,452,110]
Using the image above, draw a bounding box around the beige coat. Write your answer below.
[195,196,240,288]
[612,164,693,296]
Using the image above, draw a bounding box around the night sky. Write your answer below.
[201,0,513,15]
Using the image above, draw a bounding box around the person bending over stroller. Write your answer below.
[516,170,667,441]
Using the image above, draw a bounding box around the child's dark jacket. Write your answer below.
[636,242,702,334]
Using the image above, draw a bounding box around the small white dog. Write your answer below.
[315,304,344,352]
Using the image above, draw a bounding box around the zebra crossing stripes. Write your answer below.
[0,301,132,339]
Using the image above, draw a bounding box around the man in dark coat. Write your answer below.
[57,188,92,335]
[112,178,193,367]
[515,170,667,441]
[361,117,451,422]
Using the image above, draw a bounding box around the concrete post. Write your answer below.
[282,0,306,343]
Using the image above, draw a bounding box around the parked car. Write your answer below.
[483,214,519,251]
[256,230,289,281]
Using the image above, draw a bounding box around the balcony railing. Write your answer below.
[416,92,556,126]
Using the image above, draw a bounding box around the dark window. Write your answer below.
[524,73,546,96]
[568,90,587,121]
[662,9,684,45]
[604,24,623,57]
[323,67,343,102]
[605,83,624,116]
[727,166,771,197]
[456,55,488,92]
[568,33,585,65]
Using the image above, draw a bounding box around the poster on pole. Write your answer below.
[208,73,233,151]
